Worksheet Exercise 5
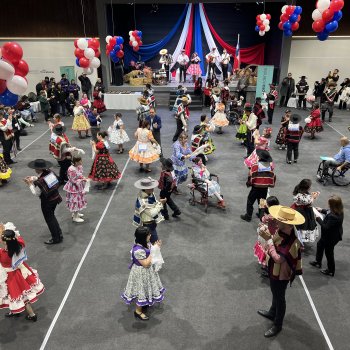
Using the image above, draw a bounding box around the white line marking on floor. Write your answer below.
[298,276,334,350]
[39,157,131,350]
[14,128,50,157]
[324,122,345,137]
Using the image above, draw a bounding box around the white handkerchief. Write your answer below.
[150,244,164,272]
[313,207,324,220]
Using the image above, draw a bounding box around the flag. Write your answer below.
[234,34,240,70]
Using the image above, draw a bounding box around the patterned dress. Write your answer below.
[108,119,130,145]
[0,154,12,182]
[92,91,106,113]
[304,109,323,134]
[192,165,220,196]
[171,141,193,185]
[72,107,91,132]
[89,141,121,182]
[129,128,160,164]
[275,116,289,146]
[121,244,165,306]
[211,111,229,127]
[63,165,87,212]
[236,114,248,141]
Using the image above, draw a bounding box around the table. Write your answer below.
[287,97,312,109]
[104,92,142,110]
[30,101,41,112]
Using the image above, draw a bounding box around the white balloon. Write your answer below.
[89,57,100,69]
[265,25,270,32]
[281,5,288,13]
[312,9,323,20]
[0,59,15,80]
[132,41,138,47]
[317,0,331,12]
[263,19,270,25]
[77,38,88,50]
[129,31,133,35]
[105,35,112,44]
[83,67,93,75]
[260,14,267,20]
[130,36,135,41]
[84,48,95,60]
[259,31,265,36]
[7,75,27,95]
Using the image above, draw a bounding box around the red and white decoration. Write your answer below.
[128,30,143,52]
[278,5,302,37]
[255,13,271,36]
[74,38,101,72]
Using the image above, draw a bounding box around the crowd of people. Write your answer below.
[0,66,347,340]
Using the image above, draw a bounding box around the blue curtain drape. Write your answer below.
[124,4,188,65]
[194,4,205,74]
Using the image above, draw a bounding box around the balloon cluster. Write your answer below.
[0,42,29,106]
[278,5,303,37]
[106,36,124,63]
[255,14,271,36]
[128,30,143,52]
[74,38,101,73]
[312,0,344,41]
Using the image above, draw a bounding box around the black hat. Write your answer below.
[27,159,53,169]
[290,114,301,124]
[160,158,174,171]
[53,124,66,135]
[300,76,307,79]
[255,97,262,102]
[193,125,202,134]
[256,150,272,163]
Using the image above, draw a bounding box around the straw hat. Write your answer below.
[182,96,189,104]
[269,205,305,225]
[138,97,148,105]
[159,49,168,55]
[134,177,159,190]
[212,87,221,95]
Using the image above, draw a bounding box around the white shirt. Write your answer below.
[177,54,189,65]
[246,113,258,131]
[206,52,219,64]
[221,53,231,65]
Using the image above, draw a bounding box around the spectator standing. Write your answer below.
[78,73,92,99]
[279,73,295,107]
[68,79,80,100]
[296,76,309,110]
[60,74,70,93]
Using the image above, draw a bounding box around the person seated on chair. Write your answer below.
[318,137,350,179]
[191,157,225,209]
[191,125,214,165]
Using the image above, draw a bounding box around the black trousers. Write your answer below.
[316,238,338,273]
[246,187,268,218]
[222,64,228,80]
[165,64,170,82]
[172,118,184,142]
[58,158,72,183]
[41,200,62,242]
[245,129,255,156]
[160,190,180,219]
[267,106,274,124]
[339,101,347,110]
[269,279,289,327]
[14,131,20,149]
[208,63,215,78]
[279,93,291,107]
[298,95,306,109]
[1,139,13,164]
[286,142,299,162]
[179,65,187,82]
[90,126,100,142]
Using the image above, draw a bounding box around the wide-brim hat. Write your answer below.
[256,149,272,163]
[300,76,307,79]
[212,87,221,95]
[244,103,253,111]
[160,158,174,171]
[193,125,202,134]
[53,124,66,135]
[182,96,189,104]
[290,114,301,124]
[28,158,53,169]
[134,177,159,190]
[269,205,305,225]
[138,97,148,105]
[159,49,168,55]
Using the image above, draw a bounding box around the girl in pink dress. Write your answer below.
[63,156,88,223]
[0,224,44,321]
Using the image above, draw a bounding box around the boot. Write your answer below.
[217,200,226,209]
[72,212,84,223]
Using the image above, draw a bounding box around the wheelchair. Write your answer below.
[188,167,221,212]
[316,157,350,186]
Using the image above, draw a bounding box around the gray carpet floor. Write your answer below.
[0,105,349,350]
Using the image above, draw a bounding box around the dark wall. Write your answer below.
[0,0,98,37]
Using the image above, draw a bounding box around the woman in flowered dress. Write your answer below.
[89,131,121,189]
[72,101,91,139]
[275,109,291,150]
[92,87,107,114]
[211,102,229,134]
[63,156,88,222]
[304,103,323,139]
[187,52,202,83]
[108,113,130,154]
[0,224,44,321]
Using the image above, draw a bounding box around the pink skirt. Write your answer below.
[187,64,202,76]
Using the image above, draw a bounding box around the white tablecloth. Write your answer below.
[30,101,41,112]
[104,92,142,110]
[287,97,312,109]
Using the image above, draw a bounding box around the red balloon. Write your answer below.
[330,0,344,12]
[74,39,79,48]
[260,25,265,31]
[0,79,7,94]
[117,51,124,58]
[129,40,134,46]
[74,48,85,58]
[291,22,299,31]
[120,44,123,50]
[89,38,100,50]
[281,13,289,22]
[94,49,101,58]
[106,43,113,52]
[1,42,23,64]
[138,41,143,46]
[79,57,90,68]
[109,37,117,47]
[133,30,138,36]
[312,19,325,32]
[257,20,263,26]
[256,15,260,21]
[133,46,139,52]
[266,14,271,20]
[278,21,284,30]
[322,9,334,23]
[297,15,301,22]
[286,5,295,16]
[14,59,29,77]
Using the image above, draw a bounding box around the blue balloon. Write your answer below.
[333,10,342,22]
[283,21,291,30]
[289,14,298,23]
[110,49,117,57]
[111,56,119,63]
[255,25,260,32]
[294,6,302,15]
[76,58,80,67]
[317,31,329,41]
[114,45,121,52]
[326,20,338,33]
[138,31,142,37]
[284,29,293,37]
[0,89,19,106]
[116,36,124,45]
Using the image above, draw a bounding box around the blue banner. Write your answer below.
[255,65,274,99]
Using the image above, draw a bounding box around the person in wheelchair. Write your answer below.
[318,136,350,180]
[191,157,226,209]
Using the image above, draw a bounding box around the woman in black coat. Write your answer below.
[310,195,344,276]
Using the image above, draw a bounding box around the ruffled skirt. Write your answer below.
[72,115,91,131]
[211,112,229,127]
[0,155,12,180]
[109,129,130,145]
[129,142,160,164]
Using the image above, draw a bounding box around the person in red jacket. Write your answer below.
[285,114,303,164]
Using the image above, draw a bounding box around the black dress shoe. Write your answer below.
[309,261,322,268]
[25,314,37,322]
[5,312,21,318]
[240,214,251,222]
[172,211,181,217]
[264,325,282,338]
[320,269,334,277]
[257,310,274,321]
[134,311,149,321]
[44,239,61,245]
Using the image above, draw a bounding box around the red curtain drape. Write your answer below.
[184,5,194,56]
[202,4,265,65]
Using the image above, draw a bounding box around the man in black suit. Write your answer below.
[146,108,162,146]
